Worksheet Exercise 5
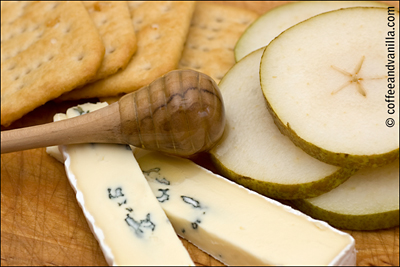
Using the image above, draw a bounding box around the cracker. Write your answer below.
[59,1,196,101]
[83,1,137,82]
[178,2,259,84]
[1,1,104,126]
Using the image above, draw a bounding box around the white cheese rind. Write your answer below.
[46,145,64,162]
[54,103,195,266]
[62,147,115,265]
[135,150,357,266]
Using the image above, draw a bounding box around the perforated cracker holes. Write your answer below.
[1,2,105,126]
[178,2,258,83]
[81,1,137,81]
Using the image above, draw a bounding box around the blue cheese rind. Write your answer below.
[54,103,194,266]
[136,150,357,266]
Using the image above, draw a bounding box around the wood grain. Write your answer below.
[1,1,399,266]
[2,148,399,266]
[344,228,399,266]
[1,149,106,266]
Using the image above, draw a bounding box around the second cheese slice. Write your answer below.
[135,150,356,266]
[57,103,194,266]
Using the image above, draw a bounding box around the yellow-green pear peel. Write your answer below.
[210,48,356,200]
[211,154,357,200]
[292,160,399,230]
[260,7,399,168]
[235,1,389,61]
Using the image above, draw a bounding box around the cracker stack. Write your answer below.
[1,1,259,126]
[100,2,259,104]
[59,1,196,101]
[1,2,105,126]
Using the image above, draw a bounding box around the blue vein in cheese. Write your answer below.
[156,189,170,202]
[51,102,194,266]
[143,168,171,185]
[108,187,124,199]
[181,196,202,209]
[156,178,171,185]
[136,150,356,266]
[125,213,156,237]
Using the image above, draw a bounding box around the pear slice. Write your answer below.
[209,48,356,200]
[260,7,399,168]
[234,1,388,61]
[292,160,399,230]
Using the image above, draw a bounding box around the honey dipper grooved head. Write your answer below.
[118,69,226,157]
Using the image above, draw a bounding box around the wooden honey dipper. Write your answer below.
[1,69,226,157]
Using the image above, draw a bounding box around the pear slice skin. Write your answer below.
[234,1,389,61]
[209,48,356,200]
[292,160,399,230]
[211,155,356,200]
[260,7,399,168]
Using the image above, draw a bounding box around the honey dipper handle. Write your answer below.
[1,102,124,154]
[1,70,225,157]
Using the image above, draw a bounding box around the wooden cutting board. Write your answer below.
[1,146,399,266]
[1,1,399,266]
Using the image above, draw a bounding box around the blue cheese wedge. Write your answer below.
[51,103,194,266]
[135,150,357,266]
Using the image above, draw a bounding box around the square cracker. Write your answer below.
[178,2,259,84]
[83,1,137,82]
[1,1,104,126]
[58,1,196,101]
